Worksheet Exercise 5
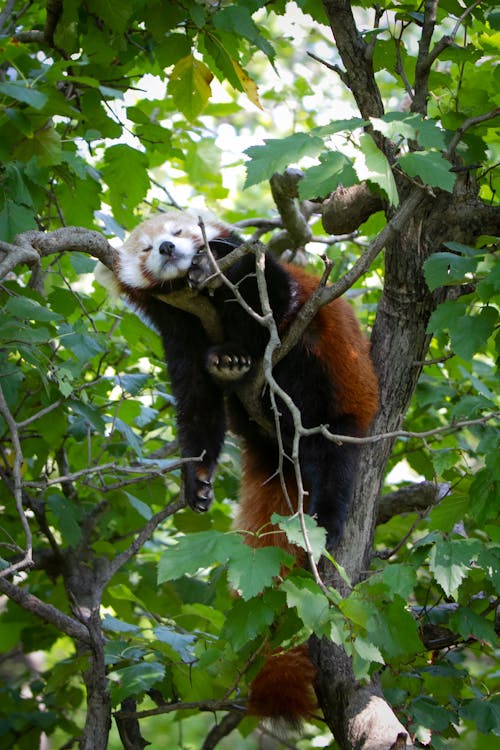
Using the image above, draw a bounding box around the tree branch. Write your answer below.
[376,481,450,524]
[0,575,91,644]
[0,226,115,281]
[322,0,385,120]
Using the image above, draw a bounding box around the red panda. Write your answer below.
[96,208,379,727]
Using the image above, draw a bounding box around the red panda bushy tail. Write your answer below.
[247,645,318,728]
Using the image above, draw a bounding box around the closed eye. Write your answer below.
[173,229,182,237]
[141,245,152,253]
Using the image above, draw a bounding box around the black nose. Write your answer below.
[159,241,176,256]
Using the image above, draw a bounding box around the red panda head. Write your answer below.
[115,209,231,290]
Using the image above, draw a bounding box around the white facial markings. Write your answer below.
[116,210,234,289]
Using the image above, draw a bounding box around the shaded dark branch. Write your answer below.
[201,711,245,750]
[44,0,63,47]
[268,168,312,254]
[0,576,91,644]
[376,481,450,524]
[276,187,426,365]
[446,107,500,160]
[322,0,384,120]
[412,0,439,114]
[322,184,386,234]
[105,497,186,581]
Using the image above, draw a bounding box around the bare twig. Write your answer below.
[0,384,33,577]
[446,107,500,160]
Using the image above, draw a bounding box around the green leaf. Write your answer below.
[282,577,330,634]
[353,133,399,206]
[0,81,48,110]
[380,563,417,600]
[450,607,497,644]
[424,252,477,291]
[460,697,500,734]
[244,132,324,188]
[109,662,165,705]
[0,199,36,241]
[153,626,196,662]
[167,55,213,120]
[367,598,422,660]
[124,492,153,520]
[222,594,277,650]
[273,513,326,561]
[429,539,481,598]
[101,144,149,222]
[299,151,357,200]
[46,493,82,548]
[228,544,288,601]
[4,296,63,323]
[213,7,275,60]
[398,151,455,192]
[450,307,498,360]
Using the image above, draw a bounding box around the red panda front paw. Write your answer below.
[187,253,213,289]
[184,466,213,512]
[206,345,252,383]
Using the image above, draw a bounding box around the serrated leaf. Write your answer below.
[282,578,330,633]
[0,81,48,109]
[368,597,421,660]
[46,493,82,547]
[124,492,152,520]
[244,132,323,188]
[158,531,241,584]
[228,544,289,600]
[381,564,417,600]
[167,55,213,120]
[4,296,62,323]
[222,595,276,650]
[399,151,455,192]
[460,697,500,734]
[273,513,326,561]
[229,59,262,110]
[101,145,149,221]
[299,151,357,200]
[429,539,481,598]
[213,7,275,60]
[15,127,62,167]
[353,636,384,665]
[354,133,399,206]
[0,200,37,241]
[424,252,477,291]
[450,607,497,644]
[109,662,165,705]
[102,614,139,633]
[153,626,196,662]
[450,307,498,360]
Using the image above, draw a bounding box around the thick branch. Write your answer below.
[0,576,90,644]
[322,0,384,120]
[376,481,450,524]
[322,184,385,234]
[268,168,312,254]
[0,226,115,280]
[411,0,438,114]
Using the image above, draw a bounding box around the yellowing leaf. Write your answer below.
[230,59,262,110]
[168,54,213,120]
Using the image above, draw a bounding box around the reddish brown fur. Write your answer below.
[285,265,378,431]
[247,645,318,722]
[237,267,378,726]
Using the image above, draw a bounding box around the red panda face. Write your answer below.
[116,210,228,289]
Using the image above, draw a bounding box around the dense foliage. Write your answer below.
[0,1,499,749]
